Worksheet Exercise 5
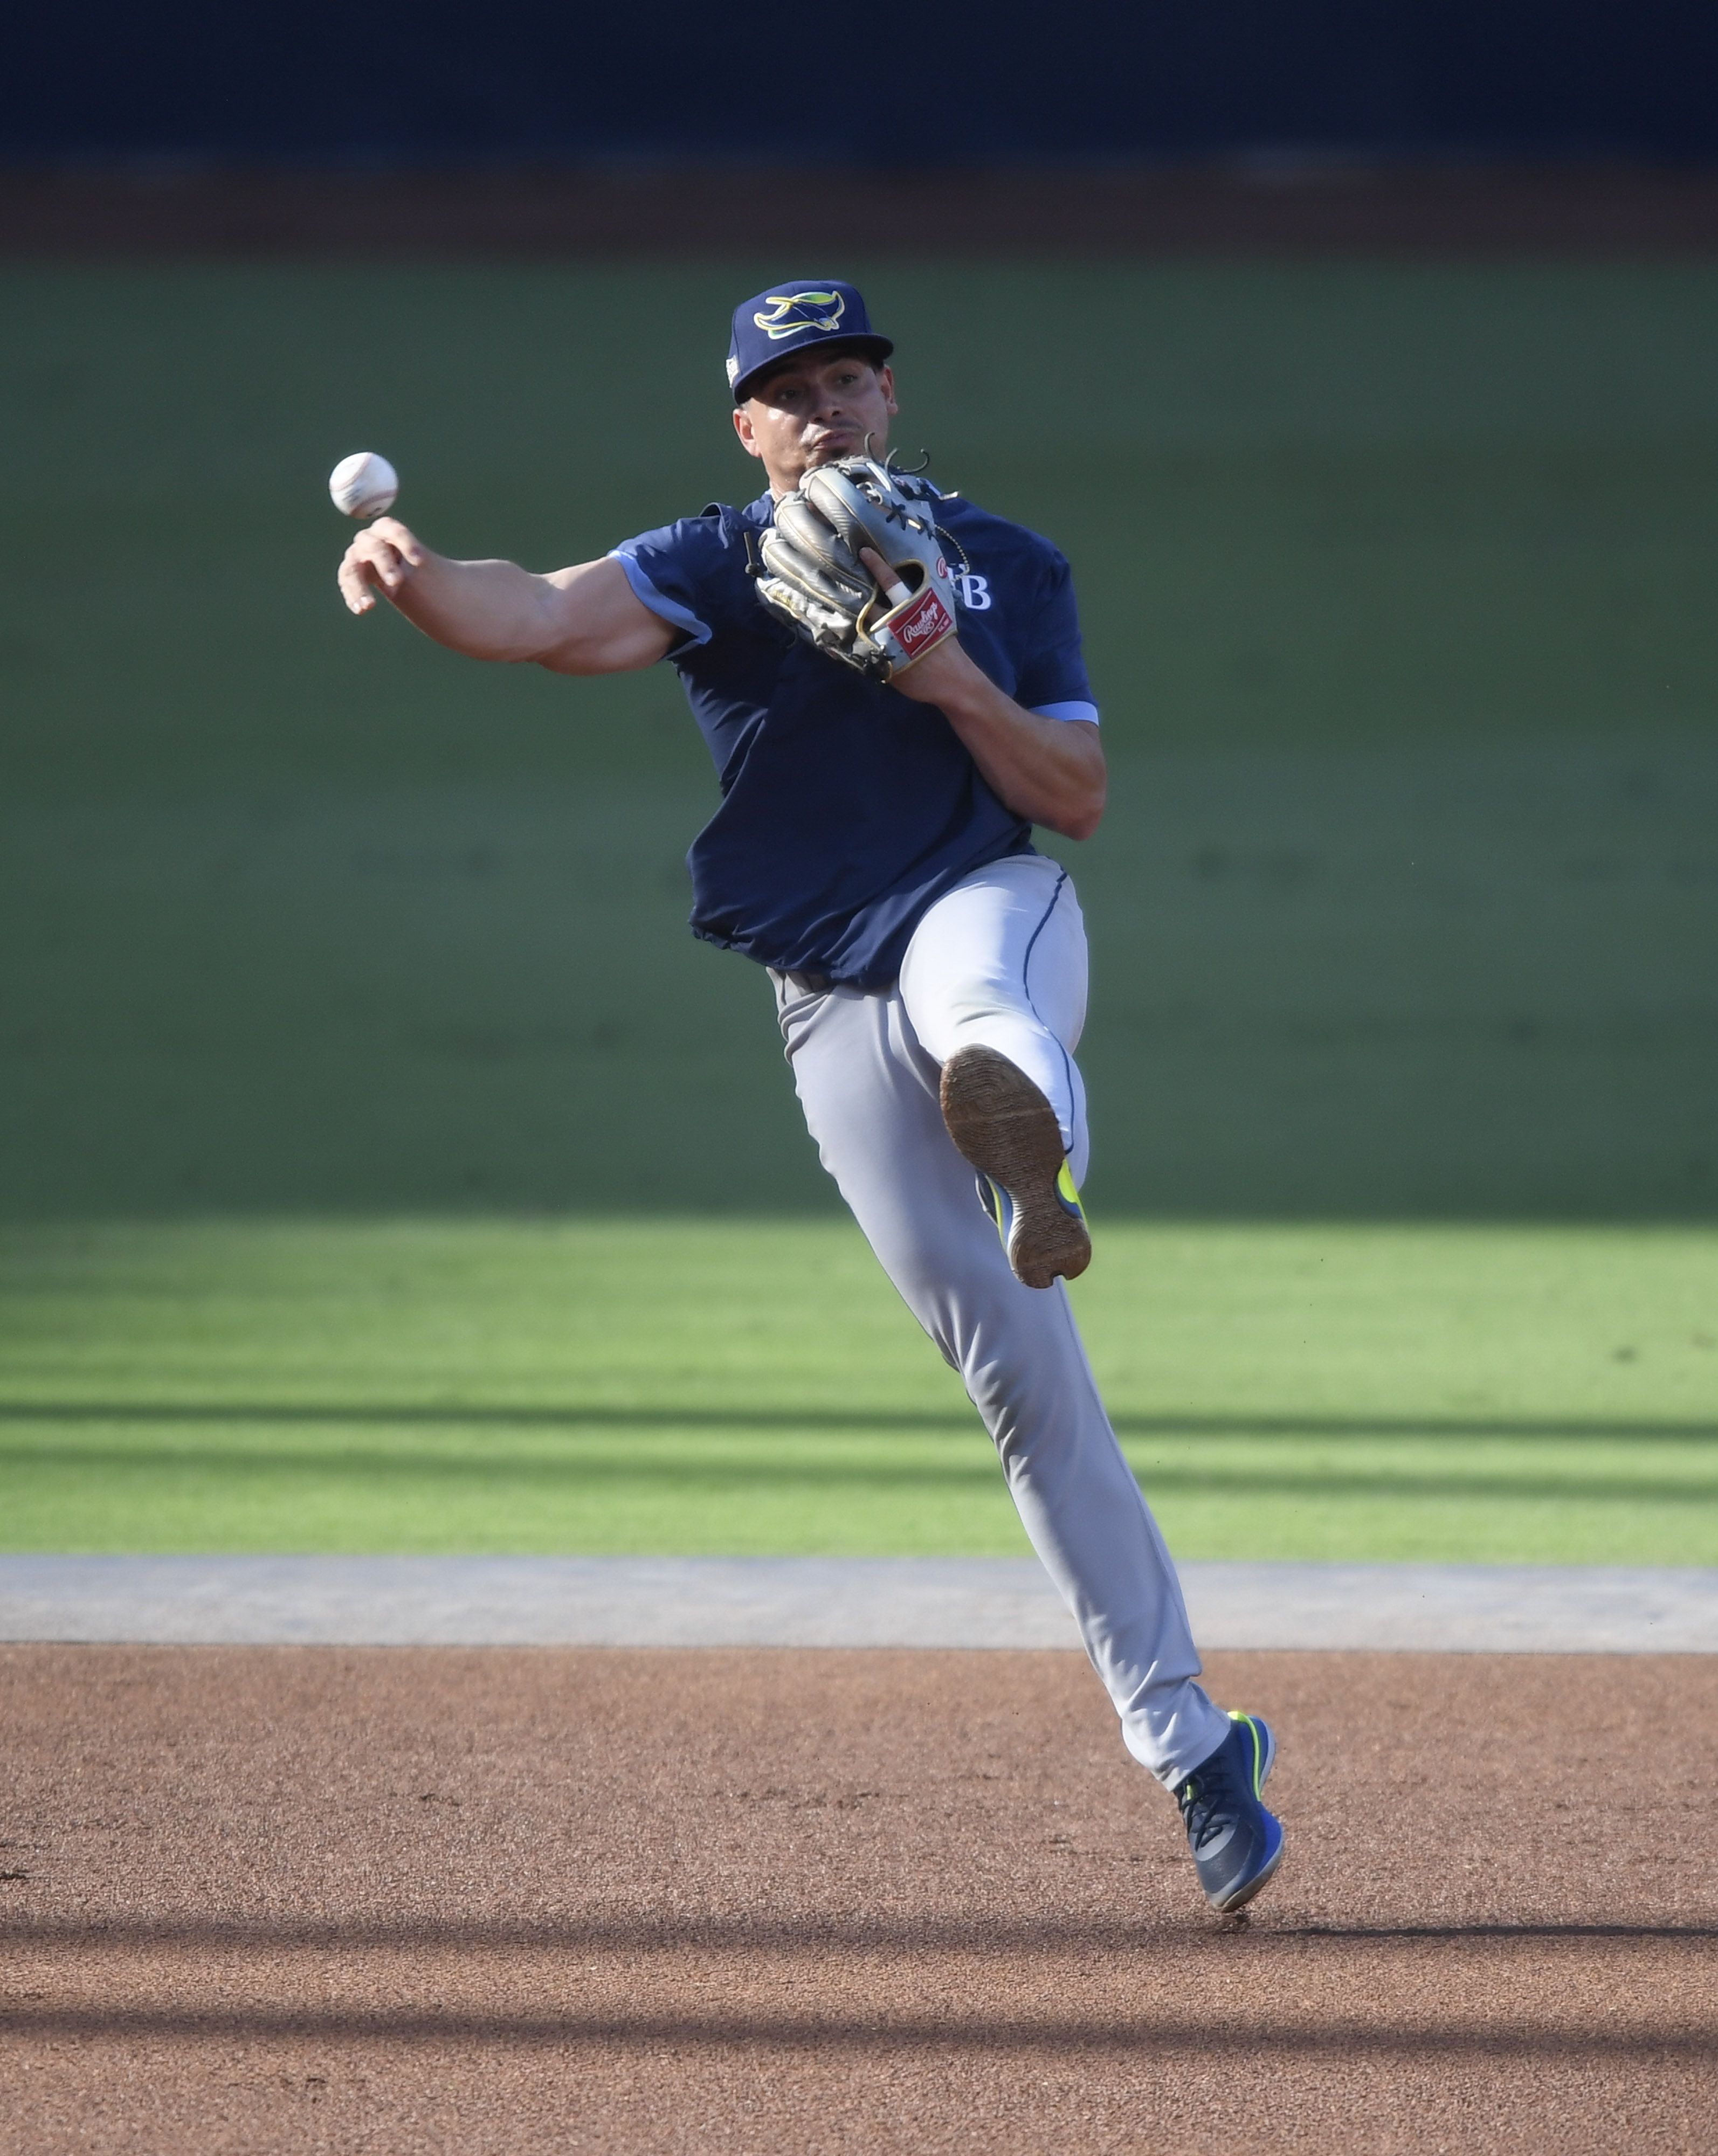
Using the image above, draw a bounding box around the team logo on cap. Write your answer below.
[754,291,846,340]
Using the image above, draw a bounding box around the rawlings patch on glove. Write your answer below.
[756,452,958,680]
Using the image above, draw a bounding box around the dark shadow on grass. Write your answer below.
[1,1402,1714,1443]
[1,1436,1715,1504]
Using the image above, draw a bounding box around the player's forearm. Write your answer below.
[918,661,1106,840]
[382,552,570,662]
[341,527,674,673]
[964,709,1107,841]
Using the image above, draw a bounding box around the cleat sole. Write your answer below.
[1207,1828,1286,1914]
[940,1045,1091,1289]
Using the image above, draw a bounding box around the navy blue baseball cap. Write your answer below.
[726,279,894,404]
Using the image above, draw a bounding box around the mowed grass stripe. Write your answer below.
[1,1220,1713,1561]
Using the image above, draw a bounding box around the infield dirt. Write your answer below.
[2,1645,1713,2151]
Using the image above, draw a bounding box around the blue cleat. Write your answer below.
[1174,1712,1285,1914]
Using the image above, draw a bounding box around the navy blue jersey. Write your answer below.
[610,487,1097,990]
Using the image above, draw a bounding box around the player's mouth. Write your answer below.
[804,428,858,462]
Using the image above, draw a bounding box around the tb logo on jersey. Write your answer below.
[953,572,991,610]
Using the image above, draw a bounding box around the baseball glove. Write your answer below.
[756,453,958,681]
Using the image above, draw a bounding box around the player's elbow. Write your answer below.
[535,609,667,674]
[1054,748,1107,840]
[532,596,623,674]
[1056,794,1105,843]
[534,557,678,675]
[536,634,615,676]
[1033,779,1105,842]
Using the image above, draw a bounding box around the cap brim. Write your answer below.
[732,334,894,405]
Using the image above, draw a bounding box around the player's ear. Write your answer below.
[878,364,898,417]
[732,404,764,459]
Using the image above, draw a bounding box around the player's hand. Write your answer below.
[885,633,984,706]
[338,517,429,615]
[853,544,970,704]
[857,543,971,707]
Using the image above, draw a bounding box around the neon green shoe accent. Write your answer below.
[1229,1712,1265,1796]
[1055,1158,1086,1222]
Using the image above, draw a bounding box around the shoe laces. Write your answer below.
[1177,1752,1240,1850]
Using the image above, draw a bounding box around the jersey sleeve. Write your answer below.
[1015,550,1098,724]
[607,511,733,652]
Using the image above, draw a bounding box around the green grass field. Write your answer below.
[2,1218,1714,1560]
[2,259,1714,1559]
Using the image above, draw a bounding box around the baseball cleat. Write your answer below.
[939,1044,1090,1289]
[1174,1712,1285,1915]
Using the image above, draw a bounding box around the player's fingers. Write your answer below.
[858,545,910,602]
[336,537,406,610]
[336,550,379,614]
[367,516,428,569]
[351,533,413,595]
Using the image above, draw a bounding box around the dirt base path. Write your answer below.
[3,1646,1714,2152]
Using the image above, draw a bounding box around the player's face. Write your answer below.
[732,353,898,493]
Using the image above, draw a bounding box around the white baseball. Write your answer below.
[329,451,399,520]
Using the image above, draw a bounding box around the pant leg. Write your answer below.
[772,968,1230,1787]
[896,851,1091,1180]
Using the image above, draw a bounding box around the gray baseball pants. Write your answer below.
[771,850,1232,1788]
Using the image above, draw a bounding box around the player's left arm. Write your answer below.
[889,640,1106,840]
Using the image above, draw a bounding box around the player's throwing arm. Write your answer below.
[332,454,673,673]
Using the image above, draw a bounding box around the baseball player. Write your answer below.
[336,279,1284,1913]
